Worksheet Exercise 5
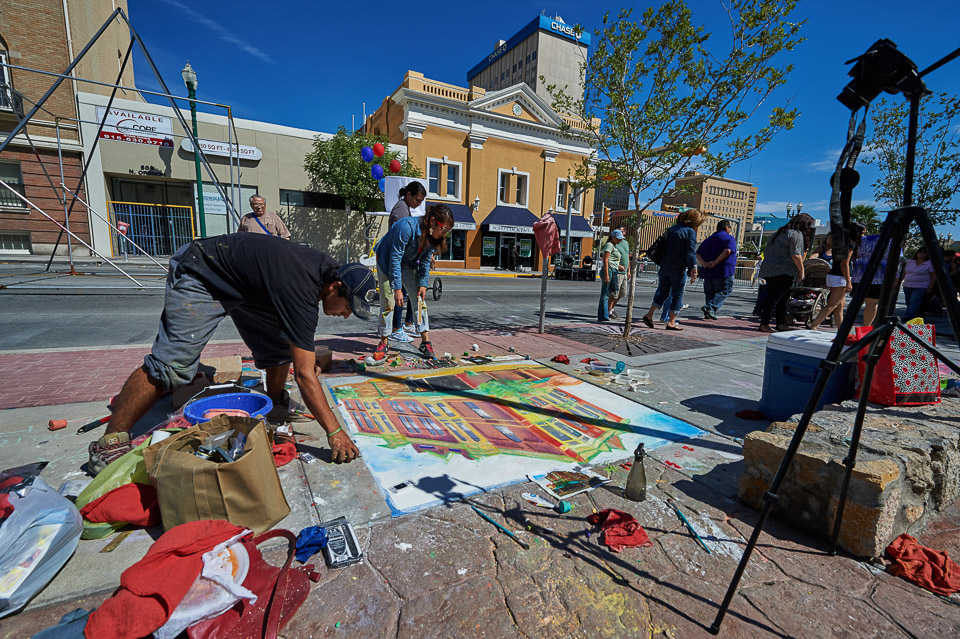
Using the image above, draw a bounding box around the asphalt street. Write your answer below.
[0,261,763,350]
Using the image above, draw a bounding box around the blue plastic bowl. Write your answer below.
[183,392,273,425]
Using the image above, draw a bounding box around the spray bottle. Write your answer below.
[624,443,647,501]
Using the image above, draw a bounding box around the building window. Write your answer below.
[437,230,467,261]
[426,157,462,200]
[446,164,459,200]
[0,162,26,208]
[515,174,527,206]
[278,188,329,208]
[532,50,537,60]
[498,168,530,206]
[428,161,441,196]
[0,231,30,253]
[556,179,580,212]
[0,51,12,111]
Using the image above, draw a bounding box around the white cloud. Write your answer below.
[159,0,275,64]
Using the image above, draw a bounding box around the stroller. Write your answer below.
[785,258,832,328]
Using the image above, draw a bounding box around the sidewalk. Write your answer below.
[2,319,959,638]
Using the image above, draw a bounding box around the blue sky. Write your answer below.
[128,0,960,235]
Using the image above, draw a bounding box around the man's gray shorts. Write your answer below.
[143,246,294,391]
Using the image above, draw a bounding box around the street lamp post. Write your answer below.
[786,201,803,219]
[182,61,206,238]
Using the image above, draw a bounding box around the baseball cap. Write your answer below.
[611,229,625,240]
[336,263,377,320]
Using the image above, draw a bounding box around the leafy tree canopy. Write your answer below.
[850,203,881,234]
[303,127,421,213]
[861,92,960,228]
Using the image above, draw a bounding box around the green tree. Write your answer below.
[546,0,803,335]
[304,126,421,214]
[850,203,881,234]
[861,93,960,227]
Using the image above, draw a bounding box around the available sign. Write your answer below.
[181,138,263,161]
[96,107,173,147]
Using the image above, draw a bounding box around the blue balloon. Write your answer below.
[378,178,386,192]
[371,164,384,180]
[361,146,374,163]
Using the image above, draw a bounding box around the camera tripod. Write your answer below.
[710,43,960,634]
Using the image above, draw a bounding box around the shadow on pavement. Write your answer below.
[680,393,769,439]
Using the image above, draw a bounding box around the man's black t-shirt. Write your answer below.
[177,233,337,352]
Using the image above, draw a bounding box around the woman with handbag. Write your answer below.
[755,213,815,333]
[641,209,706,331]
[371,204,454,362]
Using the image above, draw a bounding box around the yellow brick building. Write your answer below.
[366,71,598,271]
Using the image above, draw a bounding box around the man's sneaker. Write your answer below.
[702,306,718,320]
[88,431,133,476]
[265,390,313,423]
[610,310,621,319]
[388,328,414,343]
[419,341,437,360]
[403,323,421,338]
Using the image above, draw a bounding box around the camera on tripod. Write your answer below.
[837,38,924,110]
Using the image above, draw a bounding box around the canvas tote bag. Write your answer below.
[143,415,290,533]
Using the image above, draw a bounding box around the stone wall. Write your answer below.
[739,400,960,557]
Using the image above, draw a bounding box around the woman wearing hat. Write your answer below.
[598,229,626,322]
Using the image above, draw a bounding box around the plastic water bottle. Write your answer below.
[624,443,648,501]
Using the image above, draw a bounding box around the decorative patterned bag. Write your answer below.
[848,325,941,406]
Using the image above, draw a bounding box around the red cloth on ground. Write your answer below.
[587,508,653,552]
[551,355,570,364]
[84,520,245,639]
[886,533,960,596]
[0,475,24,520]
[79,482,160,527]
[272,441,297,467]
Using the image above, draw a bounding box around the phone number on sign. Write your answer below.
[99,132,173,147]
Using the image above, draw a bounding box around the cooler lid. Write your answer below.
[765,330,843,357]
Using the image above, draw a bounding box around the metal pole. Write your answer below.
[345,204,351,262]
[903,91,921,207]
[187,80,207,237]
[227,112,234,233]
[0,180,144,286]
[55,121,76,274]
[0,7,121,157]
[538,248,550,333]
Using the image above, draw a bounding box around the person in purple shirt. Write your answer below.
[696,220,738,320]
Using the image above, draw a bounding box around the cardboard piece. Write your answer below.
[197,356,243,384]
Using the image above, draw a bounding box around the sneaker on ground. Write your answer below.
[388,328,414,343]
[419,341,437,360]
[265,390,313,423]
[88,431,133,476]
[403,324,421,337]
[610,310,621,319]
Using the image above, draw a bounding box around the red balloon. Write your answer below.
[373,143,385,157]
[389,159,401,173]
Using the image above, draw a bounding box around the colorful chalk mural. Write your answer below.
[326,363,704,515]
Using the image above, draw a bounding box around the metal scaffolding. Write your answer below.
[0,7,244,291]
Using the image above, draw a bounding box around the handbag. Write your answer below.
[143,415,290,533]
[188,530,319,639]
[848,324,941,406]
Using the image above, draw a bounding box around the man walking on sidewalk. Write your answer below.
[88,233,375,474]
[697,220,738,320]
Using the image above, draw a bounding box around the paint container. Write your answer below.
[614,374,633,386]
[627,370,650,384]
[555,500,572,514]
[471,344,480,351]
[589,363,613,373]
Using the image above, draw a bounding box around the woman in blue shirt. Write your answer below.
[372,204,454,362]
[641,209,707,331]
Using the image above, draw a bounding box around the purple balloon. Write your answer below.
[361,146,374,163]
[371,164,384,180]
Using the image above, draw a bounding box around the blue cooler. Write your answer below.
[759,330,856,421]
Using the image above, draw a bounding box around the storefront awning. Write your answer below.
[548,213,594,238]
[482,205,538,234]
[426,201,476,231]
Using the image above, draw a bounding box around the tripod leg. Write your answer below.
[913,210,960,342]
[829,321,896,554]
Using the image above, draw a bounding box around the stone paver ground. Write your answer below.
[2,319,960,638]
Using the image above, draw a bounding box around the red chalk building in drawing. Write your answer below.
[335,366,628,463]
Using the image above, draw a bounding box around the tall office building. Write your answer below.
[467,15,590,104]
[660,171,758,243]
